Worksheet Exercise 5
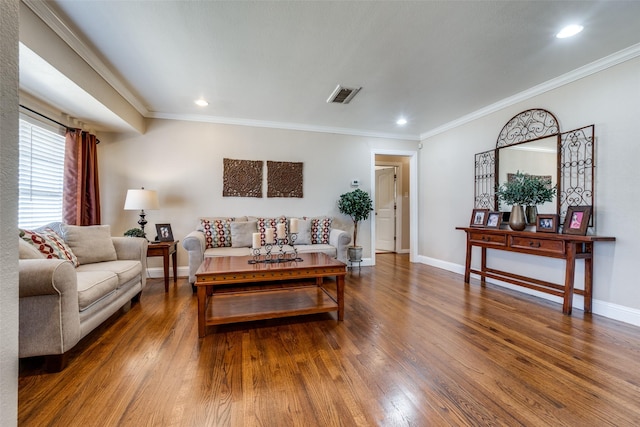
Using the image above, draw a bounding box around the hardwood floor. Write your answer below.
[18,254,640,426]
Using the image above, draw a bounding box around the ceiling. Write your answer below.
[19,1,640,139]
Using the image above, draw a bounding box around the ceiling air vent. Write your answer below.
[326,85,362,104]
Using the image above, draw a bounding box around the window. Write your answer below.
[18,116,65,228]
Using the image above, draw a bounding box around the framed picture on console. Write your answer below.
[562,206,592,235]
[485,211,502,229]
[155,223,174,241]
[536,214,558,233]
[470,208,489,227]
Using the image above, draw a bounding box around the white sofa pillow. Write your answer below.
[292,218,312,245]
[230,221,258,248]
[63,224,117,265]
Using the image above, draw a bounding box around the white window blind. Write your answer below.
[18,116,65,229]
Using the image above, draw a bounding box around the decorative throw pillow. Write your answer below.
[311,217,332,244]
[62,224,117,265]
[19,228,79,266]
[230,221,258,248]
[257,216,288,245]
[291,218,312,245]
[201,218,234,249]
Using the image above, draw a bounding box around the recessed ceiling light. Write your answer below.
[556,24,584,39]
[396,117,407,126]
[194,99,209,107]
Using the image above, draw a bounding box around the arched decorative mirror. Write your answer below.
[474,108,595,229]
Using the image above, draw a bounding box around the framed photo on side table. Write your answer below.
[562,206,592,235]
[536,214,558,233]
[155,223,174,241]
[470,208,489,227]
[485,211,502,229]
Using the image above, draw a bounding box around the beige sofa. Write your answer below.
[182,216,351,285]
[18,222,148,371]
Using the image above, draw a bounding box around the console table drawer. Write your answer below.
[510,236,565,254]
[469,232,507,246]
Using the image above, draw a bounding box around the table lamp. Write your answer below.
[124,187,160,237]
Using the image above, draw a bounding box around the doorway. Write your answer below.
[373,153,414,261]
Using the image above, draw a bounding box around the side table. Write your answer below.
[147,240,178,292]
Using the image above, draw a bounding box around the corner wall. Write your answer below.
[418,56,640,325]
[0,0,19,424]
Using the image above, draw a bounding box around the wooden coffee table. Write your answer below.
[195,253,346,337]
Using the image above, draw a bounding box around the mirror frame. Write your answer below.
[474,108,595,228]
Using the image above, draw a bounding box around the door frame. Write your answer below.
[370,149,418,266]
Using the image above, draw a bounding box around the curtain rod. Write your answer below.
[19,104,100,143]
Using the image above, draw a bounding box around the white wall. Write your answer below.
[419,55,640,325]
[99,119,417,270]
[1,0,19,425]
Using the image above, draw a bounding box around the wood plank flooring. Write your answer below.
[18,254,640,426]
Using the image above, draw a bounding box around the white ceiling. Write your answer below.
[19,1,640,139]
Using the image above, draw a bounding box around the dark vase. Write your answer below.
[525,205,538,225]
[509,205,526,231]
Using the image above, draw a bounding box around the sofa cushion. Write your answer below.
[295,243,337,259]
[76,260,142,289]
[201,218,234,249]
[76,270,119,311]
[257,216,288,245]
[311,217,332,244]
[291,218,312,245]
[62,225,117,265]
[230,220,258,248]
[19,228,79,266]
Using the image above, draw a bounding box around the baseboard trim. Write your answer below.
[416,255,640,328]
[146,266,190,279]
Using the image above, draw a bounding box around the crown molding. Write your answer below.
[420,42,640,141]
[149,111,420,141]
[22,0,149,117]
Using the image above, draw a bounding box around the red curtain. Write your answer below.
[63,129,101,225]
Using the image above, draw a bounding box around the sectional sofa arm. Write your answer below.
[112,236,149,287]
[183,231,206,284]
[329,228,352,263]
[18,259,81,358]
[18,259,78,298]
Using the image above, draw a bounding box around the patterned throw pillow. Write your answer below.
[311,217,332,244]
[201,218,234,249]
[257,216,288,245]
[19,228,79,267]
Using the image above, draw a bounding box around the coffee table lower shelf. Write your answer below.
[203,286,340,327]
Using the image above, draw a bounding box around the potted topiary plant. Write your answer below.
[495,171,556,230]
[338,188,373,262]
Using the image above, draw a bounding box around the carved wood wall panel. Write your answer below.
[223,158,263,198]
[267,161,303,198]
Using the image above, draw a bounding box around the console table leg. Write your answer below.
[480,247,487,285]
[563,243,577,315]
[464,237,472,283]
[584,243,594,313]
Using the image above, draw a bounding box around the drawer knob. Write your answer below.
[529,241,541,248]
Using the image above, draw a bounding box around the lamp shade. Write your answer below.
[124,189,160,210]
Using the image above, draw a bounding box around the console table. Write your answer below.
[456,227,615,315]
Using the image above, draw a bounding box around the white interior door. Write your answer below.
[375,167,396,252]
